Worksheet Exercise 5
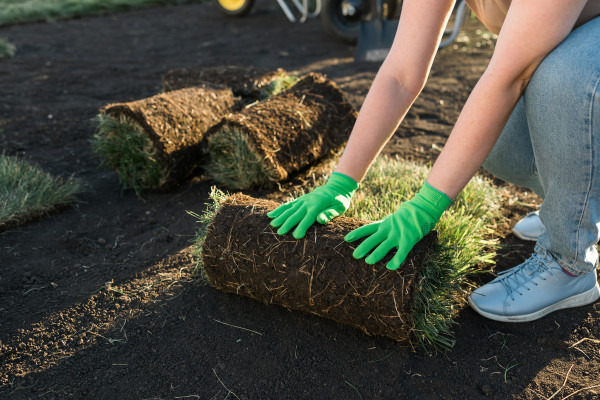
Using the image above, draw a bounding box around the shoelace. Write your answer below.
[497,255,559,300]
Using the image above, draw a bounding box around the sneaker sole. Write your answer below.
[469,282,600,323]
[511,228,542,241]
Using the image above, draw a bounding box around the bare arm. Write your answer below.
[427,0,589,199]
[334,0,456,182]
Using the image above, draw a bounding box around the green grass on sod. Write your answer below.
[0,37,16,59]
[91,113,165,196]
[257,74,299,100]
[0,0,207,26]
[193,156,502,350]
[205,126,277,190]
[0,153,83,230]
[189,186,229,284]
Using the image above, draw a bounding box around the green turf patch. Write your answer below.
[0,153,83,230]
[0,37,16,59]
[0,0,207,26]
[91,113,165,196]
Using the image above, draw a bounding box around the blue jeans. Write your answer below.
[482,16,600,275]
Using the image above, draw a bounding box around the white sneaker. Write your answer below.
[512,211,545,241]
[469,252,600,322]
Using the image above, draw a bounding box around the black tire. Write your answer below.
[320,0,365,44]
[213,0,255,17]
[320,0,400,44]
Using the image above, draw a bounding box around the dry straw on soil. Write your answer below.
[199,193,437,343]
[92,85,235,195]
[204,73,357,189]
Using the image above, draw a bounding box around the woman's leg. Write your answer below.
[469,17,600,321]
[524,16,600,275]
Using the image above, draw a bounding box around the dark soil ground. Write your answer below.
[0,2,598,399]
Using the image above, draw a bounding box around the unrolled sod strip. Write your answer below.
[162,65,289,100]
[204,73,358,189]
[94,85,235,194]
[200,193,437,342]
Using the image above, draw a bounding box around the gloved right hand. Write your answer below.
[345,181,452,270]
[267,172,359,239]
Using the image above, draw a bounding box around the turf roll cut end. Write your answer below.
[204,127,276,190]
[92,113,165,195]
[196,192,437,343]
[94,85,236,195]
[204,73,357,189]
[189,186,229,283]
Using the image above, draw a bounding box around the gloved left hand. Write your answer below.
[267,172,358,239]
[344,182,452,270]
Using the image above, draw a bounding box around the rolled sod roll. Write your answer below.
[162,65,289,99]
[96,85,235,194]
[204,73,358,189]
[201,193,437,342]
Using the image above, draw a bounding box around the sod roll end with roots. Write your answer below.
[93,85,235,194]
[199,193,437,343]
[204,73,358,189]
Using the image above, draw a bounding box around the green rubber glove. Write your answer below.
[344,182,452,270]
[267,172,359,239]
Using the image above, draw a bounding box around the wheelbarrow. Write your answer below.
[213,0,397,42]
[213,0,468,57]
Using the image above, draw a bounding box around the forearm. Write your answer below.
[428,0,587,200]
[334,70,421,182]
[426,73,523,199]
[332,0,455,183]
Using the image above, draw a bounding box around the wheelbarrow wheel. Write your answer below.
[320,0,364,44]
[214,0,255,16]
[320,0,399,44]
